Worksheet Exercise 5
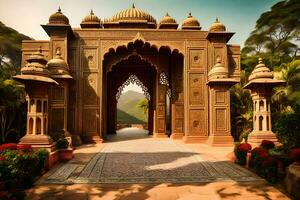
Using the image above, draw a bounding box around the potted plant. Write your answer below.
[56,138,73,161]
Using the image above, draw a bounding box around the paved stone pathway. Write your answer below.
[39,128,261,184]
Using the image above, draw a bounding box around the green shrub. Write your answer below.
[56,138,69,149]
[274,104,300,149]
[35,148,49,170]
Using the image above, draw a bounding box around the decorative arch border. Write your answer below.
[101,32,184,61]
[116,74,151,101]
[109,53,158,72]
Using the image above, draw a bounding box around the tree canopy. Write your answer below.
[242,0,300,70]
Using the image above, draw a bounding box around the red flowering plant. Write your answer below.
[17,144,32,152]
[290,148,300,163]
[234,142,252,166]
[249,147,268,169]
[261,155,279,183]
[261,140,275,150]
[0,143,17,151]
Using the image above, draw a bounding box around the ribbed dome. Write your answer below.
[209,18,226,32]
[21,47,50,77]
[81,10,101,28]
[248,58,274,81]
[47,49,72,79]
[182,13,201,30]
[49,7,69,25]
[104,4,156,28]
[208,57,228,80]
[158,13,178,29]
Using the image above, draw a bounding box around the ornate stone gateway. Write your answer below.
[16,5,241,147]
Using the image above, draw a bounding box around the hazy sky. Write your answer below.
[0,0,279,93]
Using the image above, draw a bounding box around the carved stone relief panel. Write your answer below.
[157,118,165,132]
[189,73,205,106]
[174,119,184,133]
[213,46,226,66]
[215,91,226,104]
[215,108,227,131]
[52,40,65,59]
[83,72,98,106]
[83,48,98,70]
[175,105,184,117]
[82,109,97,133]
[189,109,207,136]
[157,104,165,116]
[189,49,206,70]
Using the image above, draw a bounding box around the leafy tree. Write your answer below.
[0,21,31,144]
[242,0,300,69]
[136,98,148,115]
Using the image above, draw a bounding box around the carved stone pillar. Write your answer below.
[154,81,167,138]
[154,84,167,137]
[207,85,234,146]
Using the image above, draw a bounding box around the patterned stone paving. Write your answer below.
[39,129,262,184]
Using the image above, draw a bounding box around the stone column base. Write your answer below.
[207,135,233,147]
[170,133,184,140]
[19,134,56,152]
[153,132,168,138]
[248,131,278,147]
[183,136,208,143]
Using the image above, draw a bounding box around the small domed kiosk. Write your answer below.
[244,58,285,146]
[80,10,102,28]
[158,13,178,29]
[181,12,201,30]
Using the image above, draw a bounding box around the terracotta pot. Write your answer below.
[58,149,73,161]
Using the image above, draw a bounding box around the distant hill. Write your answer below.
[0,21,32,72]
[117,90,147,124]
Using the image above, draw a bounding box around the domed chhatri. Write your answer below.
[248,58,274,81]
[158,13,178,29]
[48,7,69,25]
[14,47,57,84]
[182,12,201,30]
[47,48,72,79]
[208,57,229,80]
[209,17,226,32]
[81,10,102,28]
[104,4,157,28]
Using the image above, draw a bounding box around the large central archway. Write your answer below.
[102,40,184,139]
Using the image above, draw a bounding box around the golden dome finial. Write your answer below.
[258,57,263,64]
[216,17,219,22]
[132,3,135,8]
[58,6,61,12]
[188,12,192,17]
[90,9,94,15]
[166,12,169,17]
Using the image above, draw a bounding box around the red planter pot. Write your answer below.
[58,149,73,161]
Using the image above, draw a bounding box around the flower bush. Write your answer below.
[234,142,252,166]
[290,148,300,163]
[0,144,49,192]
[261,140,275,150]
